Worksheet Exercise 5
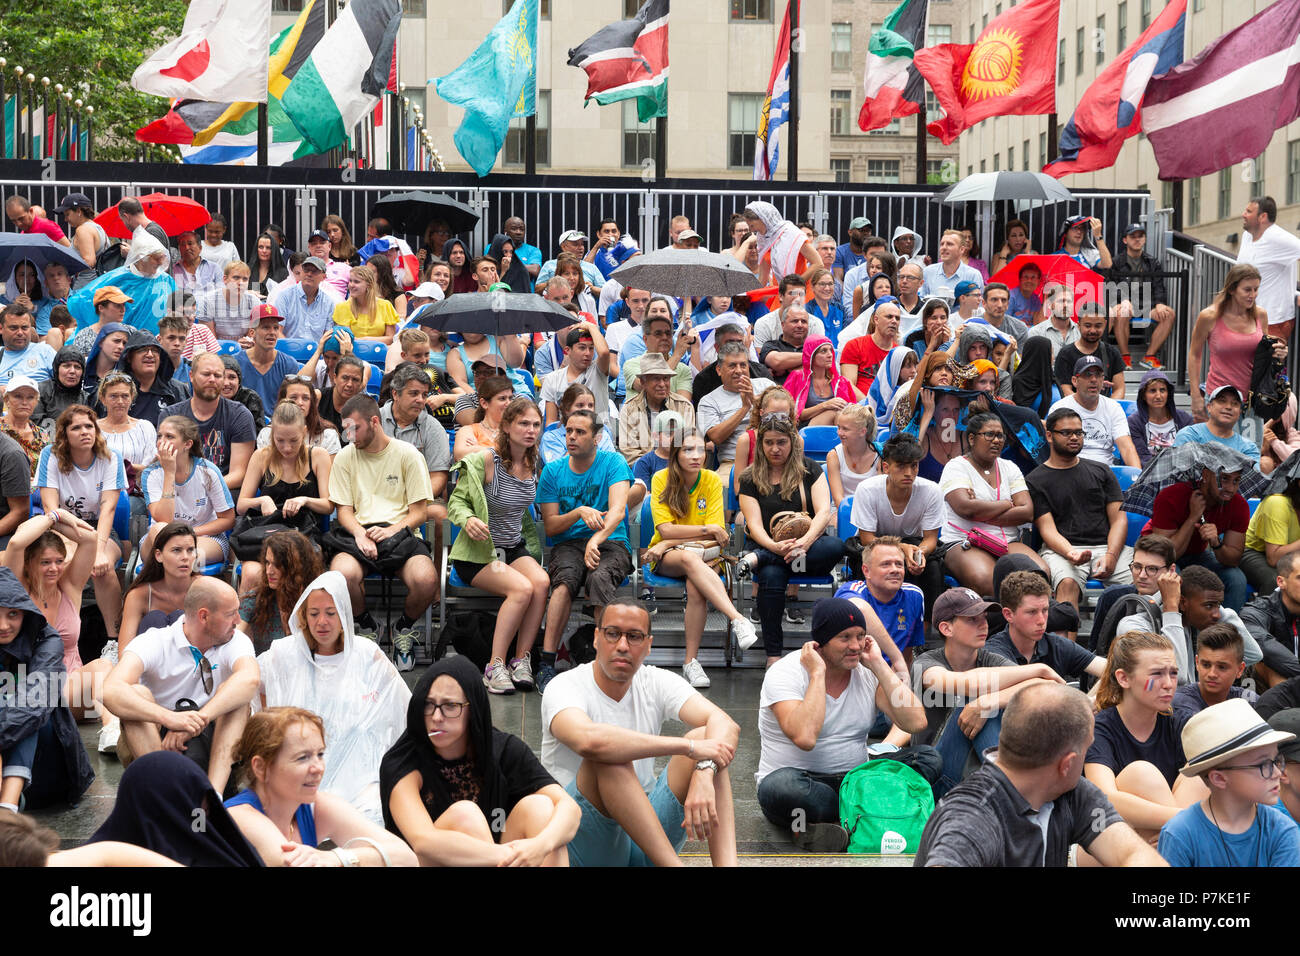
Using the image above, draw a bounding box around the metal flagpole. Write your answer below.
[0,60,7,160]
[257,102,268,165]
[1047,113,1058,163]
[787,0,799,182]
[24,73,34,159]
[655,115,666,181]
[915,111,927,185]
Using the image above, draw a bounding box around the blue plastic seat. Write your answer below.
[800,426,840,463]
[1248,498,1262,517]
[276,337,319,363]
[837,497,856,540]
[216,340,242,356]
[1112,465,1142,492]
[366,364,383,396]
[1116,399,1137,417]
[353,340,387,366]
[1125,511,1150,548]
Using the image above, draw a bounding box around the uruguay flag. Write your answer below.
[754,0,795,181]
[1044,0,1185,178]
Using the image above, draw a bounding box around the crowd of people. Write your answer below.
[3,189,1300,868]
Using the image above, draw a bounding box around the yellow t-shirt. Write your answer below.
[649,467,724,546]
[329,437,433,528]
[1245,494,1300,553]
[333,298,398,339]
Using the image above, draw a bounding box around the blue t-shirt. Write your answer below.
[1172,423,1260,460]
[537,449,633,548]
[835,579,926,650]
[0,341,57,384]
[235,350,303,413]
[34,296,68,336]
[807,299,846,349]
[225,788,318,848]
[1007,289,1042,325]
[833,243,865,276]
[633,449,671,490]
[1158,801,1300,867]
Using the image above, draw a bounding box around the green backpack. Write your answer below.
[838,759,935,855]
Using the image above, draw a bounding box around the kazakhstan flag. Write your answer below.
[434,0,538,177]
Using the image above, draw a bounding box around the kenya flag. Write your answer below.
[567,0,669,122]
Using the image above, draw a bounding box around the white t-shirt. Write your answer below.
[199,239,240,271]
[1144,418,1178,458]
[697,379,776,462]
[604,318,636,355]
[102,420,158,473]
[540,363,611,424]
[850,474,945,538]
[126,615,255,708]
[141,457,235,527]
[35,447,126,523]
[541,662,696,792]
[598,279,623,318]
[938,455,1027,545]
[1049,394,1129,465]
[1237,223,1300,327]
[756,650,880,784]
[753,310,825,350]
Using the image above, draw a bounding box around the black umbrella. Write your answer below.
[371,191,480,235]
[1264,448,1300,496]
[610,247,760,297]
[416,291,576,336]
[0,234,89,279]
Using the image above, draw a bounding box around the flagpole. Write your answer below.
[787,0,799,182]
[525,114,536,176]
[655,116,667,181]
[257,102,268,165]
[1047,113,1058,163]
[915,111,927,185]
[1170,180,1184,232]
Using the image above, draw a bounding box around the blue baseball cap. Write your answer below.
[954,280,982,298]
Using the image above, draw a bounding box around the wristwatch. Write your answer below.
[695,759,718,774]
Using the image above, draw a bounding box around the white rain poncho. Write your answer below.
[255,570,411,824]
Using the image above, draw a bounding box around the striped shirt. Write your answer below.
[486,451,535,549]
[196,289,259,341]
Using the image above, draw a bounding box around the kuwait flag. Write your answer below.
[280,0,402,153]
[567,0,669,122]
[1143,0,1300,181]
[859,0,929,132]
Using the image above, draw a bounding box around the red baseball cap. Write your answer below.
[251,304,282,323]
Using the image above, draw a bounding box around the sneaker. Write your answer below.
[101,639,119,666]
[734,552,756,580]
[682,658,711,689]
[484,658,516,694]
[731,616,759,652]
[1141,355,1164,370]
[509,656,535,691]
[390,626,421,673]
[748,605,762,624]
[536,662,557,695]
[1120,353,1132,369]
[784,606,805,625]
[97,720,120,755]
[791,822,850,853]
[354,621,380,644]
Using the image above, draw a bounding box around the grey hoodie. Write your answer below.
[891,225,925,265]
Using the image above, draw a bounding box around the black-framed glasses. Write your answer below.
[1051,428,1085,438]
[1216,755,1286,779]
[600,626,649,646]
[424,700,468,718]
[974,431,1005,441]
[1131,561,1171,577]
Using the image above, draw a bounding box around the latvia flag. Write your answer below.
[567,0,669,122]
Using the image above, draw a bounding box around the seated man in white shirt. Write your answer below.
[1047,355,1140,467]
[101,577,257,796]
[753,275,824,350]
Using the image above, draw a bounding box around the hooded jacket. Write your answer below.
[782,335,857,419]
[0,566,94,807]
[256,570,410,824]
[488,233,533,294]
[445,239,477,295]
[82,322,131,399]
[378,655,559,840]
[867,345,917,436]
[115,329,189,426]
[219,354,266,427]
[35,346,85,431]
[891,225,925,265]
[67,234,177,337]
[1127,369,1193,466]
[446,451,543,565]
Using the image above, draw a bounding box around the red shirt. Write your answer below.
[1148,482,1250,558]
[25,217,67,244]
[840,335,889,394]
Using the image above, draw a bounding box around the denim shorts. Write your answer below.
[564,767,686,867]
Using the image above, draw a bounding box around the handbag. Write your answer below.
[230,509,318,562]
[769,477,813,542]
[951,458,1010,557]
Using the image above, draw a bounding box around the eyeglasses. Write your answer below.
[188,647,214,695]
[1131,562,1170,577]
[974,431,1005,441]
[424,700,467,718]
[1216,755,1286,779]
[1051,428,1084,438]
[760,412,792,426]
[282,374,314,385]
[599,626,649,646]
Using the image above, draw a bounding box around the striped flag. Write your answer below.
[132,0,270,102]
[859,0,929,132]
[280,0,402,153]
[567,0,669,122]
[754,0,795,180]
[1143,0,1300,181]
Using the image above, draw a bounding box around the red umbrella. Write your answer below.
[989,253,1106,307]
[95,193,212,239]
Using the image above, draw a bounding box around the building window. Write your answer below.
[1117,1,1127,50]
[993,154,1000,172]
[867,159,900,183]
[831,158,852,183]
[995,3,1002,14]
[401,0,426,14]
[504,91,550,168]
[1023,138,1030,171]
[1141,0,1151,29]
[969,24,976,43]
[1193,0,1204,9]
[980,159,987,173]
[925,91,944,122]
[927,159,946,184]
[624,0,640,16]
[831,23,853,72]
[1007,147,1014,170]
[1040,132,1047,166]
[830,89,852,136]
[503,0,547,14]
[1189,177,1201,225]
[272,0,303,10]
[728,93,763,169]
[1076,27,1085,75]
[1250,152,1265,187]
[927,24,952,46]
[1289,140,1300,205]
[968,165,974,177]
[622,99,656,169]
[1218,168,1232,222]
[730,0,771,21]
[1058,39,1066,86]
[1161,181,1175,210]
[869,117,901,135]
[1096,16,1105,64]
[982,13,988,30]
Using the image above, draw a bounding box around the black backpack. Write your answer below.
[1092,593,1163,662]
[1250,334,1291,422]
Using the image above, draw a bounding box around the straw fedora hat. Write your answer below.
[1179,699,1296,776]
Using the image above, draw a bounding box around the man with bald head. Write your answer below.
[915,683,1164,867]
[503,215,542,283]
[102,577,258,794]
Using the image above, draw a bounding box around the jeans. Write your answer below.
[1178,551,1248,612]
[1241,548,1278,597]
[932,712,1003,798]
[751,535,846,657]
[0,723,41,783]
[757,746,943,829]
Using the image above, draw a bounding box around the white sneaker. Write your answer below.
[731,616,759,651]
[97,720,120,755]
[484,658,516,695]
[101,639,119,666]
[683,658,711,689]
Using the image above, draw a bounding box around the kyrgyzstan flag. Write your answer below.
[914,0,1060,145]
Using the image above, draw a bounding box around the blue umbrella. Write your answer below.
[0,233,88,279]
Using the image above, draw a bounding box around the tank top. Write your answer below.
[455,340,502,388]
[225,788,318,848]
[836,447,879,499]
[260,458,320,510]
[54,593,80,672]
[1207,316,1263,397]
[485,451,536,550]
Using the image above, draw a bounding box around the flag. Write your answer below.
[280,0,402,154]
[859,0,929,132]
[754,0,796,180]
[434,0,539,177]
[132,0,270,103]
[1045,0,1184,178]
[914,0,1060,145]
[567,0,669,122]
[1143,0,1300,181]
